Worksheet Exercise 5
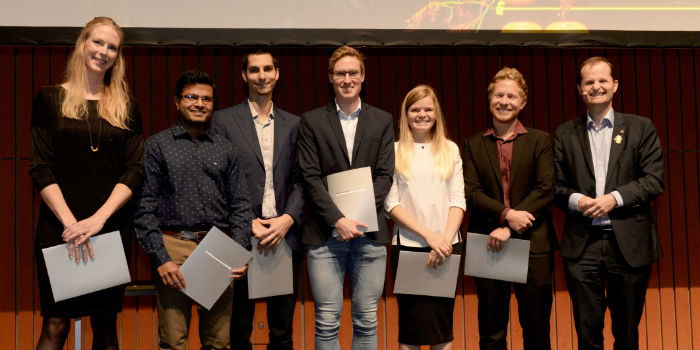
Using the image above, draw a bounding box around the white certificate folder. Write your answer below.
[42,231,131,302]
[464,232,530,284]
[247,237,293,299]
[326,166,379,232]
[179,226,252,310]
[393,250,461,298]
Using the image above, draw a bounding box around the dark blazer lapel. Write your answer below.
[325,103,350,165]
[351,104,371,165]
[605,112,626,188]
[235,102,264,167]
[272,106,285,170]
[482,135,503,190]
[509,132,526,185]
[576,115,595,177]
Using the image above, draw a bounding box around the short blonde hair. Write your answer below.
[328,46,365,75]
[487,67,528,102]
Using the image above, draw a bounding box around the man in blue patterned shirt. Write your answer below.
[134,70,253,350]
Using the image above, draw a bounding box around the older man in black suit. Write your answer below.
[211,49,304,350]
[297,46,394,350]
[554,56,664,350]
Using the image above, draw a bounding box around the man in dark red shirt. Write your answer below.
[462,67,558,349]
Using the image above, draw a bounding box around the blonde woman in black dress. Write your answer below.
[385,85,466,350]
[30,17,143,350]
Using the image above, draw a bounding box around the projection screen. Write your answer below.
[1,0,698,46]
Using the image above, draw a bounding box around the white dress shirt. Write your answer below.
[332,99,361,237]
[335,99,361,165]
[249,100,277,218]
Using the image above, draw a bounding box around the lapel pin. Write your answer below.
[614,134,623,144]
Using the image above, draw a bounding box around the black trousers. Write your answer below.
[475,253,553,350]
[230,247,302,350]
[564,227,651,350]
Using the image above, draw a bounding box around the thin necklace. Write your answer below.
[85,114,102,152]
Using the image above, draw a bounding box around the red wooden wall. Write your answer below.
[0,46,698,349]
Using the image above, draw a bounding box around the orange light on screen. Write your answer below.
[501,21,544,32]
[545,21,589,32]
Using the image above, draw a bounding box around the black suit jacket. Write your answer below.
[463,127,558,254]
[554,112,664,267]
[211,100,304,250]
[297,102,395,245]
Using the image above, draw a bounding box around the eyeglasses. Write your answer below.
[332,70,361,80]
[181,94,214,104]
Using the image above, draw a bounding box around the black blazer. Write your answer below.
[554,112,664,267]
[211,100,304,250]
[297,102,395,245]
[463,127,558,254]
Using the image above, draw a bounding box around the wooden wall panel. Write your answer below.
[648,47,677,350]
[631,48,663,350]
[3,45,698,350]
[666,49,694,350]
[685,48,700,350]
[15,46,37,350]
[0,47,15,159]
[0,46,17,350]
[157,47,175,135]
[393,48,412,118]
[363,47,380,108]
[0,160,16,349]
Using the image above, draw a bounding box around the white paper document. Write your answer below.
[42,231,131,302]
[179,226,253,310]
[393,250,461,298]
[247,237,293,299]
[326,166,378,232]
[463,232,531,284]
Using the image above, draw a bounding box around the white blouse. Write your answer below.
[384,141,466,247]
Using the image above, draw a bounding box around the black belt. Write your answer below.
[162,229,208,243]
[589,225,614,239]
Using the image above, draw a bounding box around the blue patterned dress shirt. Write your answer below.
[567,109,624,226]
[134,123,253,267]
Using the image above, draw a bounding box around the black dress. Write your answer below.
[390,239,464,346]
[30,86,143,318]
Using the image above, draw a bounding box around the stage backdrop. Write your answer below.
[1,45,699,349]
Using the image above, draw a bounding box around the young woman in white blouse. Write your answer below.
[385,85,466,350]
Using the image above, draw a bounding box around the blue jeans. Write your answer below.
[306,236,387,350]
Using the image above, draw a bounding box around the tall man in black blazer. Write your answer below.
[554,56,664,350]
[297,46,394,350]
[463,67,557,349]
[211,49,304,350]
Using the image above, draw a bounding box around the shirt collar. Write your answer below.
[248,99,275,120]
[171,122,214,141]
[587,108,615,130]
[483,119,528,140]
[335,98,362,119]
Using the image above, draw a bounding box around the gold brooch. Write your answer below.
[614,134,623,144]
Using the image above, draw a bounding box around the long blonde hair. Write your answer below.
[396,85,453,180]
[61,17,131,130]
